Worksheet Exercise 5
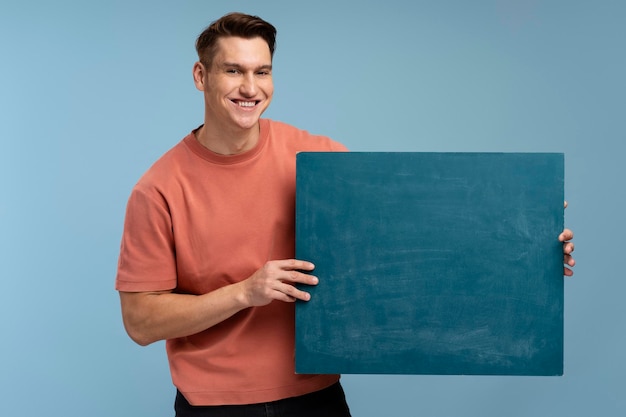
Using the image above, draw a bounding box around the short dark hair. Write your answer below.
[195,12,277,68]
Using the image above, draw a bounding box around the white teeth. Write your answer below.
[238,101,255,107]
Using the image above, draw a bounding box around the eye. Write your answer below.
[225,68,240,75]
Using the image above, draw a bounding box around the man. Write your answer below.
[115,12,575,417]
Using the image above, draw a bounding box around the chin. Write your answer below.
[232,114,264,130]
[233,120,260,131]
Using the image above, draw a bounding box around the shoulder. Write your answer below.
[263,119,348,152]
[131,133,195,199]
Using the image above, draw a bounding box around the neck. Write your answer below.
[196,122,260,155]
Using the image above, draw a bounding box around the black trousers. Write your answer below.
[174,382,352,417]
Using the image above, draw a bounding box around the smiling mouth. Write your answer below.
[233,100,258,108]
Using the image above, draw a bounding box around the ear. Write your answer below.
[192,61,207,91]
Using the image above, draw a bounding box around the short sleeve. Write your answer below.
[115,185,178,292]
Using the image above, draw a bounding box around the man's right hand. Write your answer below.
[240,259,318,306]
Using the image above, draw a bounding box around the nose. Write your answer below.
[239,74,257,97]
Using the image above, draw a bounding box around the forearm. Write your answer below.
[119,259,318,346]
[119,282,249,346]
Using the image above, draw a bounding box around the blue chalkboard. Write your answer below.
[295,152,564,376]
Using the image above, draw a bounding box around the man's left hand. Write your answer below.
[560,201,575,277]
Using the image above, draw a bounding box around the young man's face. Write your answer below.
[199,36,274,133]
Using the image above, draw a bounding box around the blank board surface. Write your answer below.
[295,152,564,375]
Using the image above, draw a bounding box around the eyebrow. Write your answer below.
[221,62,273,71]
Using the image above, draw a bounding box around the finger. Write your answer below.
[275,283,312,302]
[563,254,575,267]
[259,260,315,283]
[563,266,574,277]
[273,268,318,286]
[563,241,574,254]
[559,229,574,242]
[274,259,316,272]
[564,201,568,209]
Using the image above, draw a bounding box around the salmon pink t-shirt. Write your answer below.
[116,119,347,405]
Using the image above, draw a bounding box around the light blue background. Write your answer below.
[1,0,623,416]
